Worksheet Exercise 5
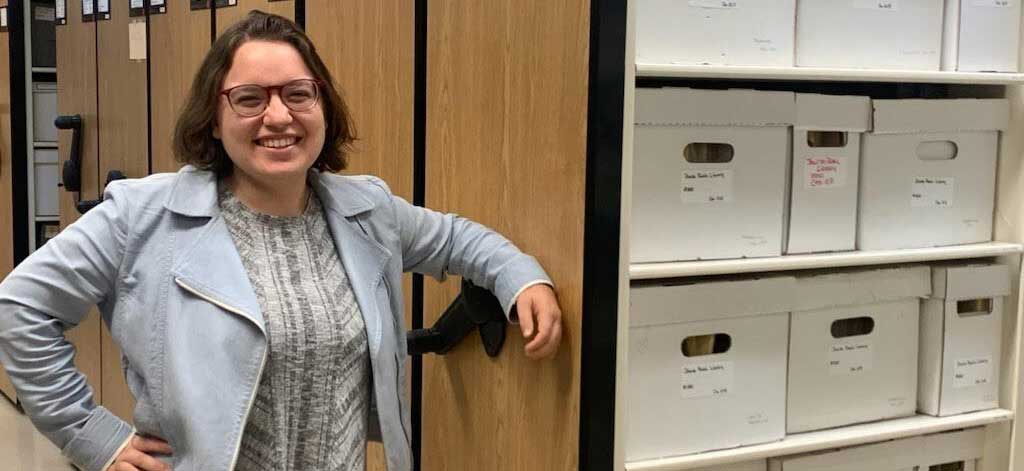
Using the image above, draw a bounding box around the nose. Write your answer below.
[262,92,293,127]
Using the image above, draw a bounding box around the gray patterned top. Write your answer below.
[219,186,370,471]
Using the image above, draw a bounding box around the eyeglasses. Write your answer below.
[220,78,322,117]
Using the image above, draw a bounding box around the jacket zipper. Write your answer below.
[174,277,267,471]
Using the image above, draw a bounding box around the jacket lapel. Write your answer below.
[312,173,392,358]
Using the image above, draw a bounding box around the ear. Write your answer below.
[212,121,221,140]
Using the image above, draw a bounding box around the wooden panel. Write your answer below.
[149,0,210,173]
[215,0,293,36]
[423,1,588,470]
[57,0,103,402]
[94,0,150,423]
[0,0,14,403]
[306,2,412,469]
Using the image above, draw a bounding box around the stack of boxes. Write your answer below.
[636,0,1020,72]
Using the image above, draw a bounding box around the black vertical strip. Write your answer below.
[210,0,216,43]
[411,0,427,470]
[579,0,626,469]
[9,0,28,263]
[144,0,152,175]
[294,0,304,29]
[92,0,99,196]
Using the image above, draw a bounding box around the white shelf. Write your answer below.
[31,67,56,74]
[629,242,1024,280]
[635,63,1024,85]
[625,409,1014,471]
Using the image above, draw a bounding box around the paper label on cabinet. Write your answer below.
[681,361,734,399]
[35,6,56,21]
[681,170,733,203]
[829,342,873,375]
[130,0,144,8]
[971,0,1013,7]
[151,0,166,5]
[56,0,66,20]
[911,177,955,207]
[689,0,740,8]
[853,0,900,11]
[129,21,147,60]
[804,156,847,189]
[82,0,93,16]
[953,356,993,388]
[97,0,109,14]
[1,8,8,28]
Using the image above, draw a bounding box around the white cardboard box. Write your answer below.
[628,276,794,460]
[787,266,930,434]
[786,94,871,254]
[942,0,1021,72]
[636,0,795,67]
[632,88,794,262]
[919,263,1008,416]
[795,0,944,70]
[769,427,984,471]
[858,99,1008,251]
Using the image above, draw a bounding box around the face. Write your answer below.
[214,40,326,186]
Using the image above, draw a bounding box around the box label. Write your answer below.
[953,356,993,388]
[681,361,734,399]
[804,156,847,189]
[82,0,93,16]
[688,0,740,8]
[971,0,1013,7]
[911,177,955,208]
[681,170,733,204]
[829,342,873,375]
[56,0,66,21]
[853,0,900,11]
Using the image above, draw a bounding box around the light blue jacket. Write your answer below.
[0,165,550,471]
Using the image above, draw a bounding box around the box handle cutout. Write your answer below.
[929,461,965,471]
[831,317,874,338]
[916,141,958,161]
[957,298,993,317]
[807,131,848,148]
[683,143,734,163]
[681,334,731,357]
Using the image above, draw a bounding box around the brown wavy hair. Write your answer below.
[173,10,355,175]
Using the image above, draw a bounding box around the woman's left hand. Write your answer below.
[514,284,563,360]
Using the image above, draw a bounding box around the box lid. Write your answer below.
[932,263,1010,300]
[635,88,796,127]
[871,99,1009,134]
[792,266,932,311]
[795,93,871,131]
[630,276,795,327]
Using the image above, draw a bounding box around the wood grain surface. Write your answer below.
[423,1,589,470]
[149,0,210,173]
[0,0,14,402]
[56,0,103,404]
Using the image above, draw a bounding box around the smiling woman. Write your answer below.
[0,10,563,471]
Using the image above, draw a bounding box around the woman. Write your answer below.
[0,11,562,471]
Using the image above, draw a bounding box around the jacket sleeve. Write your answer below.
[0,184,135,471]
[368,177,552,317]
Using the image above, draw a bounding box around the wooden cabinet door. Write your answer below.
[94,0,151,423]
[423,1,589,469]
[56,0,103,407]
[0,0,16,403]
[149,0,211,173]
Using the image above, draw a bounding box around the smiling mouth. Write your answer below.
[256,136,301,149]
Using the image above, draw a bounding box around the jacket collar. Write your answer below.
[163,165,377,218]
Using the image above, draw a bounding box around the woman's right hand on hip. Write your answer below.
[107,435,173,471]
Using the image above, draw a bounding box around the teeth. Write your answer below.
[259,137,298,148]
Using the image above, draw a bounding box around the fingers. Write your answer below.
[517,294,536,338]
[119,447,171,471]
[523,288,562,360]
[110,463,141,471]
[133,436,173,456]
